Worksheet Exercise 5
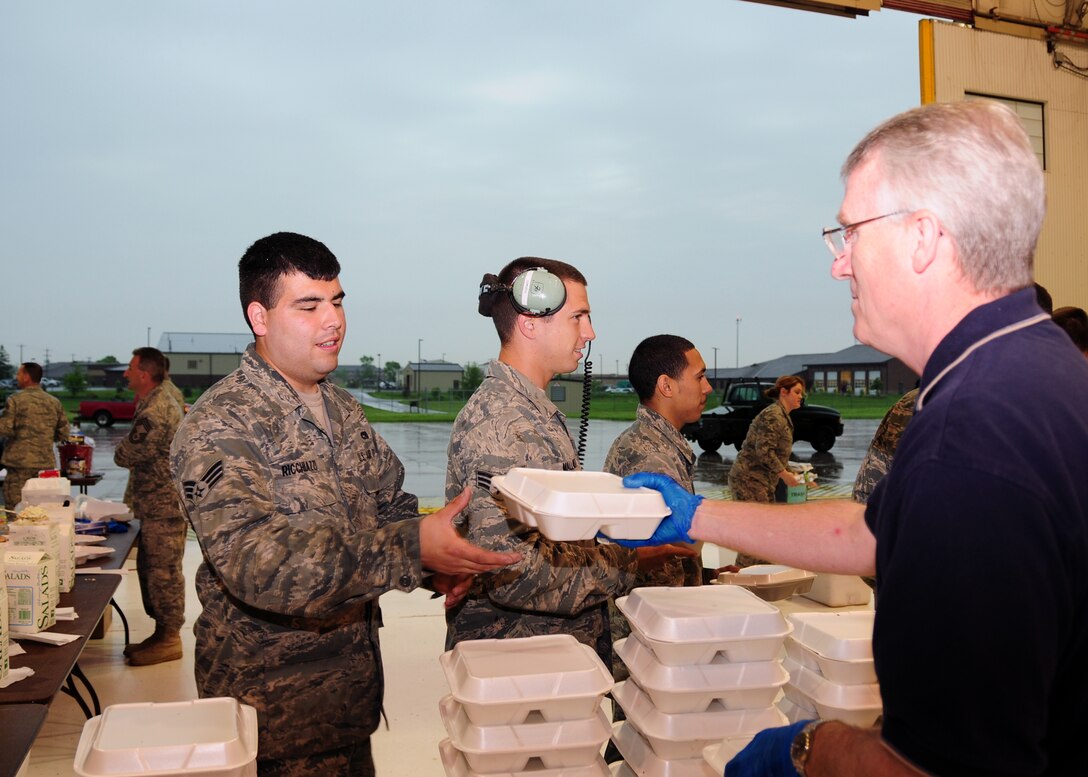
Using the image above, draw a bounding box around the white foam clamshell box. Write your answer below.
[614,637,788,714]
[611,680,787,761]
[489,469,668,541]
[787,611,874,661]
[778,694,816,724]
[801,574,873,607]
[72,698,258,777]
[783,638,877,686]
[440,634,614,726]
[438,739,611,777]
[702,736,754,776]
[715,565,816,602]
[439,695,609,772]
[783,656,882,728]
[616,586,791,666]
[610,723,720,777]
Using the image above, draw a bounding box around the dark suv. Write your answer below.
[682,381,844,453]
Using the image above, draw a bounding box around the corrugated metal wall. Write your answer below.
[923,20,1088,309]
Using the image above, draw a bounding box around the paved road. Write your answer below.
[72,418,879,508]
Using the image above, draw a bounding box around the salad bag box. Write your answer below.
[0,561,8,682]
[8,517,75,593]
[4,549,58,634]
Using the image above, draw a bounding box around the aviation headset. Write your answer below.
[478,267,567,317]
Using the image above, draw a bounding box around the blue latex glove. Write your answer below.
[608,472,702,547]
[725,720,814,777]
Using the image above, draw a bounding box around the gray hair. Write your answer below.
[843,100,1045,293]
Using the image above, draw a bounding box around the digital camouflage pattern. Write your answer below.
[603,404,702,683]
[728,400,793,567]
[0,385,70,506]
[853,389,918,504]
[445,360,638,666]
[114,383,186,630]
[170,346,422,766]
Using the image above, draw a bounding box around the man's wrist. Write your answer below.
[790,720,824,775]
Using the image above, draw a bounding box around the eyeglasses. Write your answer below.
[822,210,909,257]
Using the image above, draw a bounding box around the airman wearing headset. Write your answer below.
[443,257,688,666]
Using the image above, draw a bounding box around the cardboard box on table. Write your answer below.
[8,515,75,593]
[4,549,58,634]
[0,560,8,682]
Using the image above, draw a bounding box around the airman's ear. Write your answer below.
[515,313,537,340]
[656,373,673,398]
[248,301,269,337]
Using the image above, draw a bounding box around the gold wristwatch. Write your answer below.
[790,720,823,775]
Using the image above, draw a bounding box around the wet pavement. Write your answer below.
[72,418,880,508]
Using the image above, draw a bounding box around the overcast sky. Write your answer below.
[1,2,922,377]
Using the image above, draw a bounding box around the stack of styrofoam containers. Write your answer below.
[438,634,613,777]
[780,612,882,727]
[610,586,792,777]
[72,698,259,776]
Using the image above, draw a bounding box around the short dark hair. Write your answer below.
[20,362,43,384]
[131,347,166,384]
[628,335,696,402]
[480,257,587,344]
[1053,306,1088,352]
[1034,282,1054,314]
[238,232,341,333]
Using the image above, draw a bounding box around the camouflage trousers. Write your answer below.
[257,738,373,777]
[2,467,38,509]
[136,515,188,631]
[727,475,773,568]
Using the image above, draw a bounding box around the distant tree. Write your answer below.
[0,345,13,380]
[463,362,484,393]
[63,366,88,396]
[97,355,120,364]
[359,355,376,385]
[383,360,401,384]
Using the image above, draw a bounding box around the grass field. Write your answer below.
[37,385,908,425]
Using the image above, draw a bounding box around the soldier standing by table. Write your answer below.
[0,362,70,508]
[114,346,186,666]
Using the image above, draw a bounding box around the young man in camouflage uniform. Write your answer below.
[0,362,70,508]
[170,232,518,777]
[445,258,681,666]
[114,347,186,665]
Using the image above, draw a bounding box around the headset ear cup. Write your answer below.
[510,268,566,316]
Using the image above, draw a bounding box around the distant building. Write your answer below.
[44,361,124,387]
[707,344,917,397]
[157,332,252,390]
[400,360,465,393]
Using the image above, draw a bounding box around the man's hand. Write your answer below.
[635,543,699,572]
[420,487,522,575]
[430,573,475,609]
[608,473,702,547]
[726,720,814,777]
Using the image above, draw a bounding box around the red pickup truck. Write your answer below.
[78,399,137,427]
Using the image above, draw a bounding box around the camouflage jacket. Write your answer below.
[853,389,918,504]
[170,345,421,758]
[0,385,69,470]
[729,400,793,500]
[603,405,702,587]
[444,360,638,662]
[114,383,183,520]
[162,378,186,412]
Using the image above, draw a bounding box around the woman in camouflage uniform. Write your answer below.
[727,375,805,566]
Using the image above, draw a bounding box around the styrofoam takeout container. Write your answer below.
[489,468,669,541]
[617,586,787,643]
[787,612,874,661]
[439,696,609,772]
[783,656,882,728]
[777,694,817,724]
[615,637,788,714]
[783,637,877,686]
[611,681,788,761]
[715,565,816,602]
[801,574,873,607]
[440,634,614,725]
[73,698,258,777]
[438,739,611,777]
[702,736,754,777]
[610,723,717,777]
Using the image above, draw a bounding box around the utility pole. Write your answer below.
[418,339,423,408]
[735,316,742,368]
[712,346,718,391]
